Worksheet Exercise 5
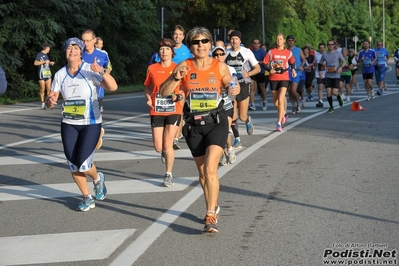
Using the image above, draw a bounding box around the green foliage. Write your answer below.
[1,0,399,102]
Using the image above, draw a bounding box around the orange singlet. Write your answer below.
[182,58,224,113]
[144,62,183,116]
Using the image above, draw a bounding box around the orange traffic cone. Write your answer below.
[351,101,359,112]
[351,101,365,111]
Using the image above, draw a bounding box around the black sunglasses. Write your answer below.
[191,39,210,45]
[213,52,225,57]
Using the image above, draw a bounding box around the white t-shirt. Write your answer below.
[315,51,326,78]
[225,47,259,83]
[51,62,103,125]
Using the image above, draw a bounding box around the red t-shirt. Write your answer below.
[263,48,295,81]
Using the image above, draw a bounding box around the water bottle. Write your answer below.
[229,73,238,101]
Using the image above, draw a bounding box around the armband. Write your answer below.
[264,64,272,72]
[173,72,181,81]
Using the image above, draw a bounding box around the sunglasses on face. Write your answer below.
[191,39,210,45]
[213,53,225,57]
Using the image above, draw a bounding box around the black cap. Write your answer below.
[286,35,294,40]
[229,30,242,39]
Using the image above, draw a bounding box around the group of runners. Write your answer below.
[37,25,393,234]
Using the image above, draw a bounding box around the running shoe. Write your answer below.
[316,101,324,108]
[276,123,282,132]
[384,83,388,91]
[281,114,288,125]
[376,90,381,96]
[371,90,375,99]
[203,213,218,233]
[262,101,267,111]
[307,94,314,101]
[327,107,334,113]
[367,94,371,101]
[162,173,174,187]
[173,138,180,150]
[41,102,46,110]
[203,206,221,223]
[249,103,256,111]
[337,95,344,107]
[161,151,165,164]
[227,149,236,164]
[301,97,306,107]
[341,94,346,100]
[346,96,351,102]
[232,138,242,149]
[292,106,297,114]
[246,116,254,135]
[93,172,107,200]
[296,104,302,114]
[76,196,95,212]
[100,106,104,112]
[219,153,227,166]
[96,127,105,149]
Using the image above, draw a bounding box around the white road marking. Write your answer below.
[0,229,136,265]
[0,176,198,201]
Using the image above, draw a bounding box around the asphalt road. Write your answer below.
[0,64,398,266]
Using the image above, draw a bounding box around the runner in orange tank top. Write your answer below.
[144,38,184,187]
[160,27,240,233]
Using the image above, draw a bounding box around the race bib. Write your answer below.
[63,100,86,120]
[363,58,371,67]
[234,67,243,80]
[154,93,176,113]
[189,92,219,113]
[327,65,336,73]
[377,53,386,66]
[272,60,283,69]
[42,65,51,79]
[222,94,233,111]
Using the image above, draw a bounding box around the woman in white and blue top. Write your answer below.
[46,37,118,212]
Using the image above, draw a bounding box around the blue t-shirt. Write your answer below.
[251,48,266,74]
[290,46,303,77]
[358,49,376,74]
[153,44,193,64]
[374,47,389,67]
[82,48,110,69]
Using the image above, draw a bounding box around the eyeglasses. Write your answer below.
[191,39,210,45]
[213,53,225,57]
[327,43,334,46]
[288,39,294,42]
[253,42,260,44]
[82,38,94,43]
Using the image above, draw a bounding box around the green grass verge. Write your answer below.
[0,83,144,105]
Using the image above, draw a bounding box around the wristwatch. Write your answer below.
[100,68,107,76]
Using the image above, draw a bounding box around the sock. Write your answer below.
[85,194,93,199]
[93,173,101,184]
[231,125,240,139]
[246,116,251,123]
[319,100,323,103]
[206,210,215,215]
[327,96,333,108]
[277,122,281,126]
[165,172,172,176]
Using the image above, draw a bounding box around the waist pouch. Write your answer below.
[183,101,223,126]
[186,111,220,126]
